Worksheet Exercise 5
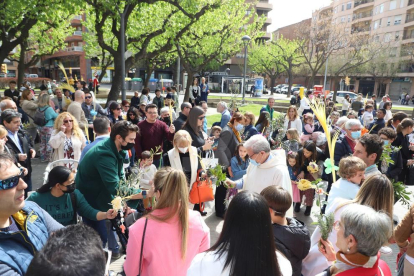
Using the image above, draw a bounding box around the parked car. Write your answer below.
[280,85,289,94]
[28,74,39,78]
[328,91,357,103]
[272,84,283,93]
[292,87,307,94]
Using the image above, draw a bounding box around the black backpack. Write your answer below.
[33,107,47,126]
[290,97,297,105]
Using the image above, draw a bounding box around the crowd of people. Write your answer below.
[0,78,413,276]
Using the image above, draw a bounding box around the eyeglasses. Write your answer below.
[115,108,122,110]
[124,105,130,108]
[198,116,205,120]
[128,114,136,117]
[0,168,24,191]
[147,112,158,115]
[85,96,92,99]
[63,120,73,124]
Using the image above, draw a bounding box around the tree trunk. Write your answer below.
[17,47,26,89]
[184,71,193,102]
[287,65,293,98]
[270,75,276,95]
[143,63,154,88]
[308,72,317,90]
[106,56,123,104]
[332,75,340,103]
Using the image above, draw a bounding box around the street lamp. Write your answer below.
[242,35,251,104]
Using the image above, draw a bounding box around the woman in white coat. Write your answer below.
[283,105,302,136]
[163,130,204,209]
[49,112,86,169]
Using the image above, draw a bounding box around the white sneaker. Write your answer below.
[380,246,393,255]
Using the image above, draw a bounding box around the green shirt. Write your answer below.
[26,189,99,226]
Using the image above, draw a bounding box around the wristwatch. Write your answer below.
[142,190,147,199]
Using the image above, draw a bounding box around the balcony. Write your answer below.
[409,0,414,6]
[352,10,373,21]
[73,31,82,36]
[400,45,414,57]
[407,13,414,24]
[66,46,83,52]
[351,26,371,34]
[354,0,374,8]
[256,1,273,11]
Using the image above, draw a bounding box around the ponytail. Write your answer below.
[37,166,72,193]
[397,118,414,134]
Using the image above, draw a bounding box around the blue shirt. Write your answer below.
[7,130,23,153]
[79,135,109,163]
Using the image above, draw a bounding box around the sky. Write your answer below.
[268,0,333,32]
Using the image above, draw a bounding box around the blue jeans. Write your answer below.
[82,217,119,253]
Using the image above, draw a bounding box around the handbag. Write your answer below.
[202,150,218,169]
[138,218,148,276]
[189,169,214,212]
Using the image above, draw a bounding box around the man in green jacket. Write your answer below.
[260,97,275,121]
[76,121,147,259]
[152,89,165,114]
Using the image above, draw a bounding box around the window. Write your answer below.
[245,10,251,15]
[374,6,379,15]
[347,1,352,9]
[387,17,392,26]
[390,0,397,10]
[385,32,392,42]
[342,4,345,11]
[401,0,405,8]
[389,48,397,57]
[348,15,351,22]
[395,31,400,40]
[379,3,384,13]
[374,35,380,42]
[334,7,337,13]
[374,20,379,29]
[341,16,346,22]
[394,15,402,25]
[379,18,382,27]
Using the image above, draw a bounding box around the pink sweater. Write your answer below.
[124,208,210,276]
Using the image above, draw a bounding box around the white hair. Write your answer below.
[341,205,391,256]
[344,119,361,130]
[244,134,270,153]
[336,116,349,128]
[218,101,228,109]
[160,106,169,115]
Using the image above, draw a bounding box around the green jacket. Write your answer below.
[152,95,165,111]
[76,138,125,211]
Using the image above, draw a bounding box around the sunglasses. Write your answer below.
[63,120,73,124]
[128,113,136,116]
[115,107,122,110]
[124,105,130,108]
[198,116,205,120]
[0,168,24,191]
[85,96,92,99]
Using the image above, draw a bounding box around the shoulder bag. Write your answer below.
[189,169,214,212]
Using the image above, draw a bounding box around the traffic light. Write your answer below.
[1,64,6,74]
[345,76,350,86]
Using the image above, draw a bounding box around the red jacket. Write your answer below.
[337,253,391,276]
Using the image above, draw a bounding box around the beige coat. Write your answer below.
[67,101,88,132]
[394,204,414,258]
[21,100,38,128]
[49,130,86,169]
[167,146,198,187]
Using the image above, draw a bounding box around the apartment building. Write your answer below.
[313,0,414,99]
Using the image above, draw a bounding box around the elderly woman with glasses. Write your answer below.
[49,112,86,169]
[317,205,392,276]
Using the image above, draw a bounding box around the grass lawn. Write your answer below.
[208,95,290,104]
[206,104,263,129]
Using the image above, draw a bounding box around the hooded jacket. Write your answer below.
[273,217,311,276]
[242,149,293,217]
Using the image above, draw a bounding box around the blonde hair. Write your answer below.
[37,93,50,108]
[338,156,366,179]
[53,112,84,140]
[337,174,394,220]
[149,167,189,259]
[244,112,256,126]
[0,125,7,137]
[286,128,299,141]
[173,130,193,150]
[286,106,299,120]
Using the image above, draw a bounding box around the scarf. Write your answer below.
[330,251,378,275]
[228,122,242,143]
[265,105,273,120]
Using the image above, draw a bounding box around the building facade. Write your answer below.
[313,0,414,99]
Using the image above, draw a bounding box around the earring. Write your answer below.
[347,247,350,252]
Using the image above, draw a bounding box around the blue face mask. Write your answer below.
[383,140,389,146]
[351,130,361,139]
[235,124,244,132]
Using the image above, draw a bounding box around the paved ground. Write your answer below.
[30,157,409,275]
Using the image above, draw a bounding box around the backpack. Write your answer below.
[33,107,47,126]
[290,97,297,105]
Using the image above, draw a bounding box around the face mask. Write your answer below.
[250,159,259,166]
[61,183,75,194]
[121,140,135,150]
[351,130,361,139]
[178,147,188,153]
[383,140,389,146]
[162,117,171,125]
[90,110,98,117]
[235,124,244,132]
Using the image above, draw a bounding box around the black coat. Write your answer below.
[216,125,240,168]
[173,112,188,131]
[131,96,140,108]
[334,136,353,165]
[273,218,310,276]
[5,129,33,179]
[183,124,205,149]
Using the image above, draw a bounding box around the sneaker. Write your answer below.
[379,246,393,255]
[111,252,122,261]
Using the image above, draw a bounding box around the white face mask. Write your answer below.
[178,147,188,153]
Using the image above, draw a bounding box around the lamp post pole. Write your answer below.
[242,35,251,105]
[119,5,129,101]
